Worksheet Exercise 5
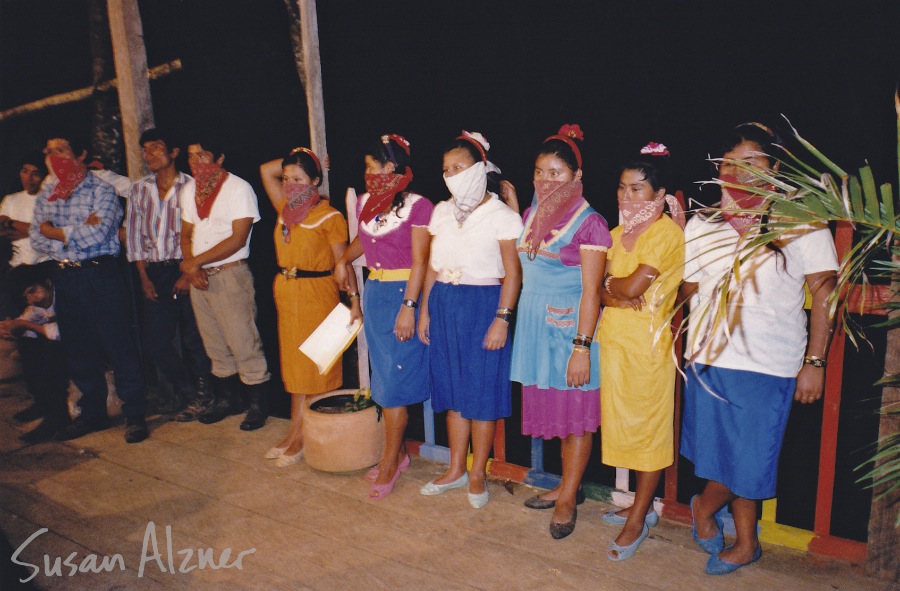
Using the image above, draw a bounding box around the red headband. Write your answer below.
[543,124,583,169]
[381,134,411,155]
[456,131,487,163]
[289,146,322,177]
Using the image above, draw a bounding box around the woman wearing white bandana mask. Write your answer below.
[259,148,358,467]
[598,143,685,561]
[417,131,523,509]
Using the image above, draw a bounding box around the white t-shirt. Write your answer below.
[0,190,48,266]
[428,194,523,280]
[180,173,260,267]
[683,216,839,377]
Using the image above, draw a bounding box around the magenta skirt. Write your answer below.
[522,385,600,439]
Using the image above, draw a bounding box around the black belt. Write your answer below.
[145,259,182,267]
[280,267,333,279]
[56,255,118,270]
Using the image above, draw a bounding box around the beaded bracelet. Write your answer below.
[603,275,614,296]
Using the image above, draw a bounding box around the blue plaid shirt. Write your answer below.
[30,173,124,261]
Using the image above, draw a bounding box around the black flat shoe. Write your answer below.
[549,507,577,540]
[53,416,110,441]
[124,416,149,444]
[524,486,586,510]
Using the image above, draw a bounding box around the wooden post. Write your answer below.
[297,0,329,195]
[106,0,155,179]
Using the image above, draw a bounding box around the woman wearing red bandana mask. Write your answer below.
[506,125,612,539]
[598,144,685,560]
[259,148,356,467]
[679,125,837,575]
[334,134,433,499]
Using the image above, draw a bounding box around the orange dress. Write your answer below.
[273,200,348,394]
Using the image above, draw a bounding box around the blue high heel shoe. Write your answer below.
[691,494,724,555]
[607,523,649,561]
[705,545,762,575]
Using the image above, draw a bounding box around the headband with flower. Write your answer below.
[289,146,322,177]
[381,134,411,166]
[640,142,669,157]
[455,130,501,174]
[544,123,584,168]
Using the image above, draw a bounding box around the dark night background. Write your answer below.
[2,0,898,542]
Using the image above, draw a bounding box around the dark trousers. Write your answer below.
[141,264,211,382]
[19,336,69,422]
[53,260,146,419]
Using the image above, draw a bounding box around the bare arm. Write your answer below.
[334,236,364,290]
[330,240,361,323]
[181,217,253,273]
[605,263,660,300]
[259,159,285,210]
[794,270,837,403]
[417,255,439,345]
[566,249,606,387]
[484,239,522,350]
[395,226,431,341]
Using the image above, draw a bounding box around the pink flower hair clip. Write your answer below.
[640,142,670,157]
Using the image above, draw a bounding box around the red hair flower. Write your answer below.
[558,124,584,141]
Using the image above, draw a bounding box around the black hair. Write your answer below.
[184,135,224,160]
[139,128,177,152]
[618,146,671,194]
[282,149,322,187]
[442,138,502,195]
[20,151,47,176]
[47,135,85,158]
[716,122,781,167]
[367,136,412,212]
[8,262,54,307]
[536,138,580,173]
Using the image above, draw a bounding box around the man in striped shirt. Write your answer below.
[125,129,212,419]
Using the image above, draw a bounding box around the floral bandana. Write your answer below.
[719,173,768,235]
[360,169,413,224]
[190,160,228,220]
[444,161,488,226]
[280,182,320,243]
[525,180,584,260]
[47,155,88,202]
[619,193,685,251]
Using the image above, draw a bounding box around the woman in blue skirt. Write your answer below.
[335,134,433,499]
[680,124,838,574]
[417,131,523,509]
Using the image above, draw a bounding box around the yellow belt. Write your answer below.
[368,268,411,281]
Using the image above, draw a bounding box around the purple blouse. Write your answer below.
[357,192,433,270]
[522,202,611,266]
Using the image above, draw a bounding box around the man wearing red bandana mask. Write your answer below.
[124,129,213,420]
[29,135,149,444]
[180,139,271,432]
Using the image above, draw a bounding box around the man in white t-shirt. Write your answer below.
[179,138,270,431]
[0,152,49,267]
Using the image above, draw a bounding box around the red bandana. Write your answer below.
[47,155,88,202]
[719,173,768,235]
[280,182,320,243]
[525,180,584,259]
[190,161,228,220]
[359,169,413,224]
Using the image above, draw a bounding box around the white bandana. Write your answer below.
[444,161,488,225]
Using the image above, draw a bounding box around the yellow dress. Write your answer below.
[273,201,348,394]
[598,215,684,471]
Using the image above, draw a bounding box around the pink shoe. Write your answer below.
[365,454,410,482]
[369,464,403,500]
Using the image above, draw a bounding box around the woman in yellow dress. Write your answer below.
[259,148,358,467]
[598,142,684,560]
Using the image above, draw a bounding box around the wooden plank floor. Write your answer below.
[0,380,891,591]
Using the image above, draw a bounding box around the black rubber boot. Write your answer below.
[240,381,269,431]
[173,375,215,422]
[198,375,244,424]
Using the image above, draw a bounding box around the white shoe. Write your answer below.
[265,446,287,459]
[420,472,469,495]
[468,489,490,509]
[275,450,303,468]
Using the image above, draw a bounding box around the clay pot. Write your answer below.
[303,389,385,473]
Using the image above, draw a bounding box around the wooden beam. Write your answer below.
[107,0,155,179]
[0,60,181,123]
[297,0,329,195]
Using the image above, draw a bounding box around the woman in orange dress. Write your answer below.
[259,148,358,467]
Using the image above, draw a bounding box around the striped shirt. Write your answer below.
[29,173,123,261]
[125,172,189,262]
